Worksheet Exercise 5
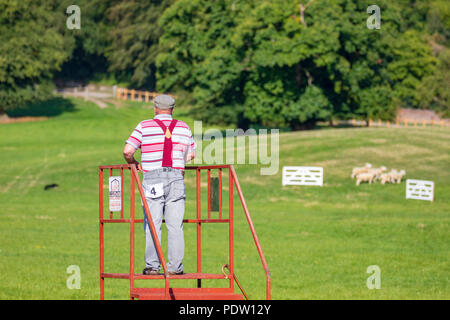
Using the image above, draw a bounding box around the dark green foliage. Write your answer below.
[55,0,174,89]
[418,48,450,117]
[427,0,450,46]
[385,30,437,109]
[105,0,174,89]
[156,0,242,123]
[52,0,114,82]
[156,0,440,127]
[0,0,71,113]
[0,0,448,126]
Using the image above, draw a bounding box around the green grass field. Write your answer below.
[0,97,449,299]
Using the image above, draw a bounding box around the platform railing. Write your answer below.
[188,165,271,300]
[99,164,270,300]
[131,165,170,298]
[99,164,170,299]
[230,165,271,300]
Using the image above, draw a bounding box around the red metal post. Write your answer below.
[131,166,170,299]
[207,169,211,219]
[229,168,234,291]
[130,169,135,299]
[219,169,222,219]
[99,168,104,300]
[196,168,202,288]
[109,168,113,219]
[230,166,271,300]
[120,168,124,220]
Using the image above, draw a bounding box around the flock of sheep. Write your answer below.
[351,163,406,186]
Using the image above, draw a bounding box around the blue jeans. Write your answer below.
[142,168,185,273]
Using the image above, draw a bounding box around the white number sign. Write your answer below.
[109,176,122,212]
[406,179,434,202]
[282,166,323,186]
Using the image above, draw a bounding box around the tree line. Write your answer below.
[0,0,448,129]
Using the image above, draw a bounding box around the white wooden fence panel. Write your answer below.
[282,166,323,186]
[406,179,434,202]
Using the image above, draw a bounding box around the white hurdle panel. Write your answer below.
[282,166,323,186]
[406,179,434,202]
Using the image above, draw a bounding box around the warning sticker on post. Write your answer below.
[109,176,122,212]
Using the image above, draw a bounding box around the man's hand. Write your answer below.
[133,162,143,172]
[185,151,196,163]
[123,144,142,171]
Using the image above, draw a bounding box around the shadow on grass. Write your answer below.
[314,123,367,130]
[6,97,76,118]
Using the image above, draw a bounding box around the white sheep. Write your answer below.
[379,171,394,184]
[356,171,377,185]
[390,169,406,184]
[369,166,387,182]
[379,169,406,184]
[351,163,372,179]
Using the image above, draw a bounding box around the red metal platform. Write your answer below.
[131,288,243,300]
[101,272,230,280]
[98,164,270,300]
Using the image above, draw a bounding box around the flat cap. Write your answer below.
[154,94,175,109]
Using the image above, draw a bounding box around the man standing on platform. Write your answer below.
[123,94,196,275]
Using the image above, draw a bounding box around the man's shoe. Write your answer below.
[143,267,160,275]
[168,270,184,276]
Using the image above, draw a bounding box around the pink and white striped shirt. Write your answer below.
[126,114,196,172]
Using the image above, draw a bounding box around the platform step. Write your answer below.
[102,272,230,280]
[131,288,244,300]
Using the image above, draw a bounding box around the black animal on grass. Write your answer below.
[44,184,59,190]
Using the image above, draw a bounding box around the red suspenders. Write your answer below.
[153,118,178,168]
